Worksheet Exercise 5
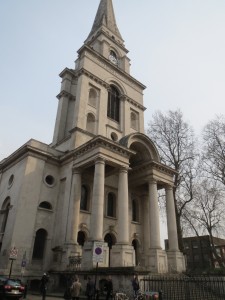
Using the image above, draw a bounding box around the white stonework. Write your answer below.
[0,0,185,279]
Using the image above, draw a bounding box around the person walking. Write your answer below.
[70,276,82,300]
[85,277,95,300]
[131,274,140,299]
[105,276,113,300]
[40,273,49,300]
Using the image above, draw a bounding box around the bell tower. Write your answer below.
[52,0,146,152]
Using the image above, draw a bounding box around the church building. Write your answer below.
[0,0,185,279]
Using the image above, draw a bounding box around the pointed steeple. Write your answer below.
[86,0,123,42]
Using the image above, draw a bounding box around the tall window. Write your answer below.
[32,229,47,260]
[0,198,10,234]
[0,198,11,251]
[107,86,120,122]
[107,192,116,217]
[132,199,139,222]
[80,185,89,211]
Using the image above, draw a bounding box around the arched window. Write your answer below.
[32,229,47,260]
[88,88,97,107]
[0,197,10,234]
[0,198,11,252]
[104,233,116,267]
[39,201,52,210]
[107,86,120,122]
[107,192,116,218]
[77,231,86,247]
[132,199,139,222]
[80,185,89,211]
[86,113,95,134]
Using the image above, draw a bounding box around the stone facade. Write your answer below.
[0,0,185,279]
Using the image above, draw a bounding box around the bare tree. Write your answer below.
[202,115,225,186]
[183,179,225,269]
[147,110,198,251]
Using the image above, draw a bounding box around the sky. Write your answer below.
[1,0,225,162]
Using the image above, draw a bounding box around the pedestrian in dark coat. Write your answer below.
[40,273,49,300]
[131,274,139,299]
[105,276,113,300]
[85,277,95,300]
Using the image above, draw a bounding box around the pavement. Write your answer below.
[25,294,64,300]
[25,293,103,300]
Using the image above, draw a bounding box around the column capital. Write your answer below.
[165,184,174,191]
[148,179,157,185]
[94,156,106,165]
[72,167,82,175]
[119,165,129,173]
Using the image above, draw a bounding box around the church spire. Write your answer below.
[86,0,123,42]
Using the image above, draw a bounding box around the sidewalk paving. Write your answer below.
[26,293,64,300]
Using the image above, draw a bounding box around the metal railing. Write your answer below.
[140,275,225,300]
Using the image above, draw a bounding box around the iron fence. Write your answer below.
[140,275,225,300]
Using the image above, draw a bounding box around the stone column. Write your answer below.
[149,180,161,249]
[90,157,105,241]
[110,166,135,267]
[62,168,82,271]
[117,166,129,244]
[143,193,150,252]
[67,168,81,244]
[165,184,186,272]
[166,185,179,251]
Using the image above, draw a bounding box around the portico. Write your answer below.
[63,133,185,272]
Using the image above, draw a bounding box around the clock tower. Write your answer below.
[52,0,146,153]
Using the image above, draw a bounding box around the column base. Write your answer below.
[145,248,168,273]
[81,241,109,270]
[110,244,135,267]
[167,250,186,273]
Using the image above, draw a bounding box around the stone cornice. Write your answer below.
[69,126,94,137]
[77,68,110,89]
[0,143,61,172]
[130,160,177,177]
[85,28,127,52]
[59,136,135,164]
[120,95,146,111]
[73,135,135,159]
[58,67,75,79]
[56,90,76,101]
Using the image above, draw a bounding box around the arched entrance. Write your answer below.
[104,233,116,267]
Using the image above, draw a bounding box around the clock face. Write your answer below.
[109,51,118,65]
